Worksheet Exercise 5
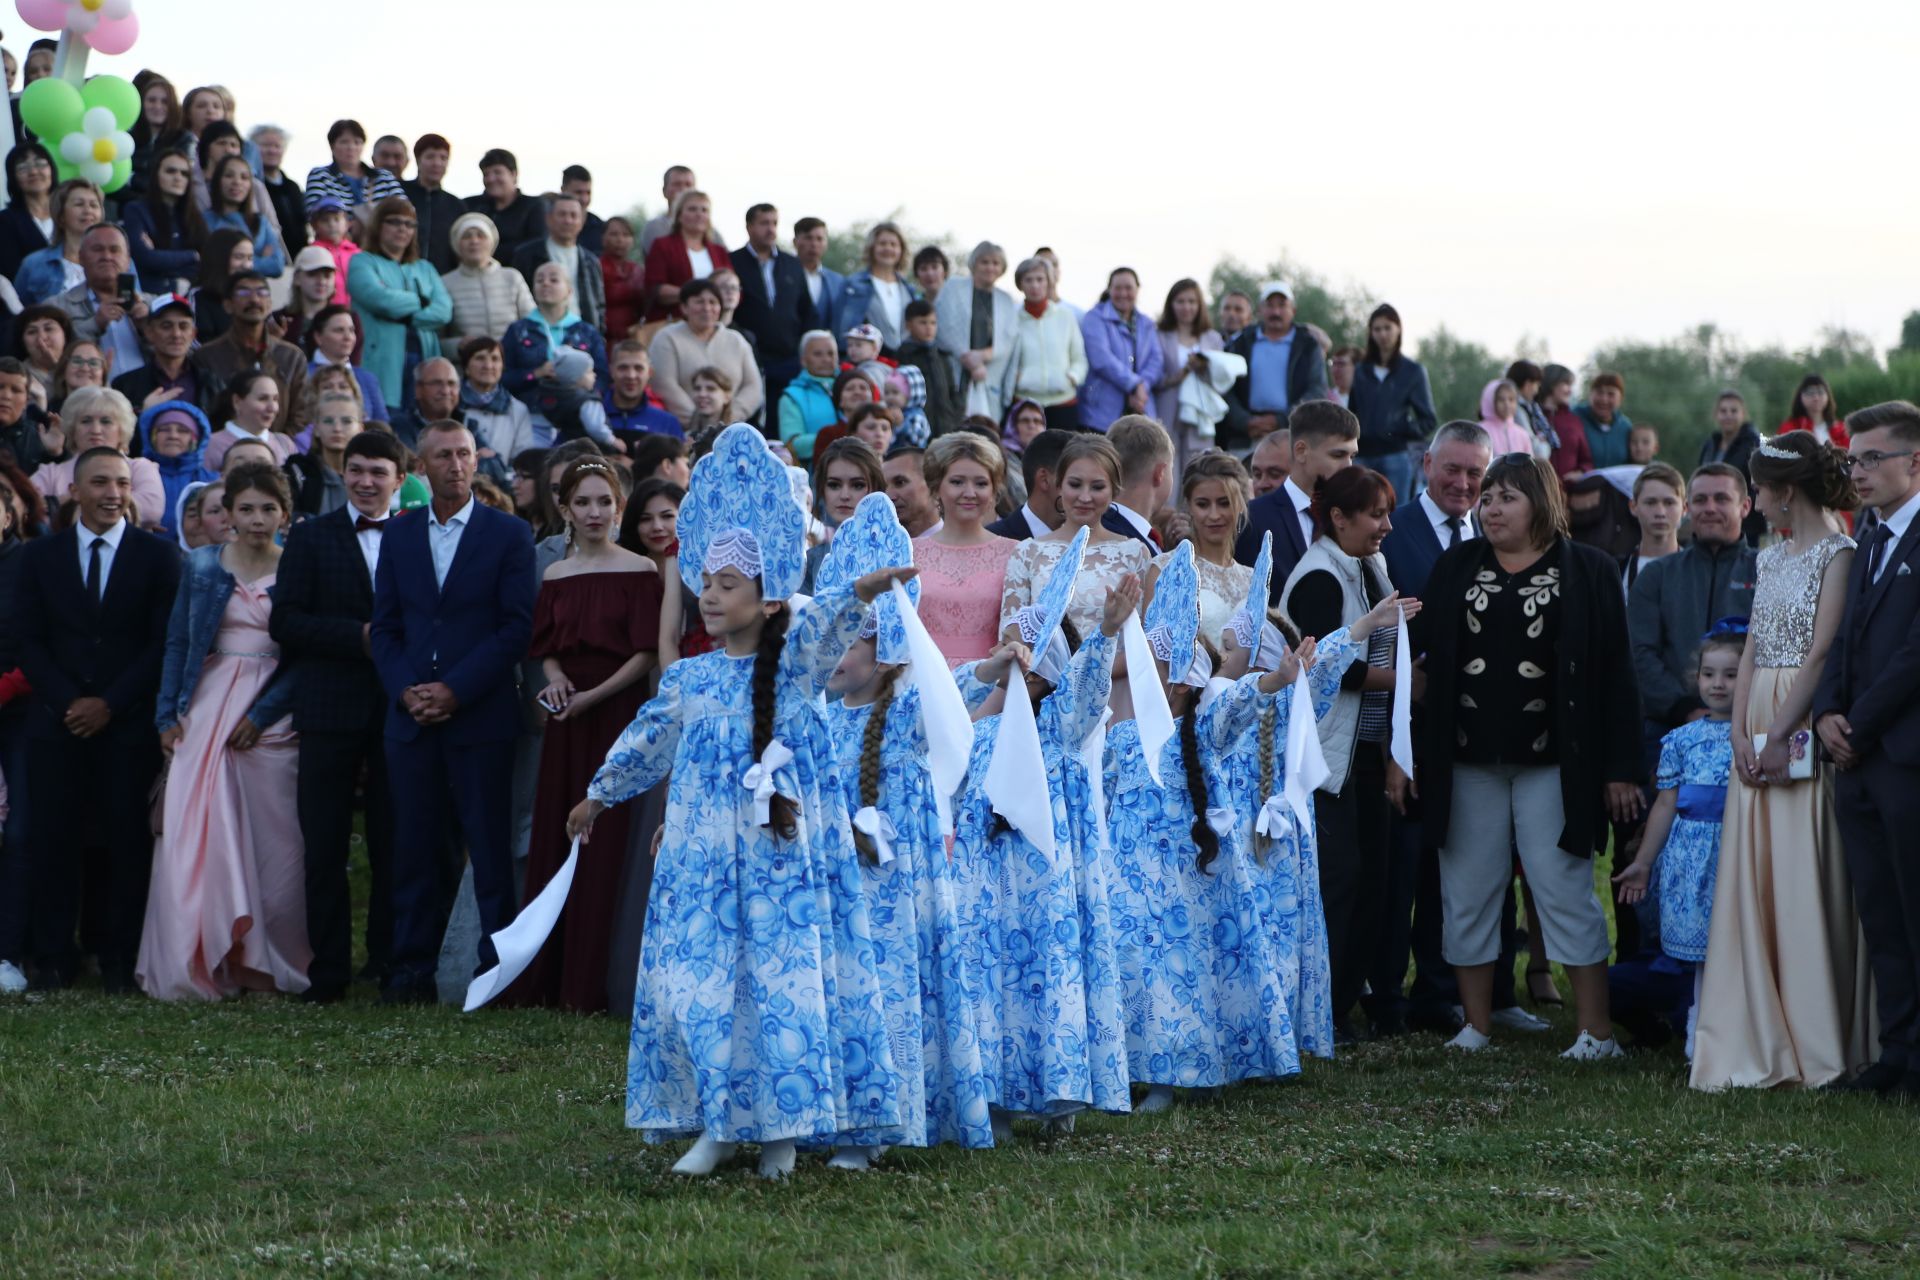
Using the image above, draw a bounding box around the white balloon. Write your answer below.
[82,161,112,187]
[81,106,119,138]
[109,132,135,159]
[59,133,92,164]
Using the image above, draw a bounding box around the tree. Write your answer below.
[822,209,970,279]
[1413,326,1501,425]
[1207,254,1375,346]
[1900,310,1920,354]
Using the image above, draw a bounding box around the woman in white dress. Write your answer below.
[1147,450,1250,650]
[1000,434,1150,648]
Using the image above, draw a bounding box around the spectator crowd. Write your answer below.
[3,54,1920,1153]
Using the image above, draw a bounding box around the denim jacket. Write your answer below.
[156,544,294,732]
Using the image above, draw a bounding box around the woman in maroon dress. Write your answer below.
[599,215,645,343]
[511,457,664,1011]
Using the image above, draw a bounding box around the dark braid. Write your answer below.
[751,603,798,839]
[1253,702,1277,865]
[850,664,907,863]
[1181,639,1223,874]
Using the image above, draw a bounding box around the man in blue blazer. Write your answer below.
[792,217,846,341]
[1371,421,1505,1037]
[1234,401,1361,604]
[732,204,819,396]
[371,420,535,1002]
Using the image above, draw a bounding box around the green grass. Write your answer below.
[3,983,1918,1279]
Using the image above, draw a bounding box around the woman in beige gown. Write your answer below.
[1691,434,1874,1090]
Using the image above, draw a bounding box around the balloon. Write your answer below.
[87,12,140,56]
[18,76,83,143]
[14,0,140,55]
[79,74,139,130]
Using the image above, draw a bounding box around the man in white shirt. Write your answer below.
[1107,414,1173,550]
[271,430,408,1002]
[1235,402,1360,591]
[987,428,1073,541]
[57,225,148,376]
[792,216,846,336]
[639,164,696,258]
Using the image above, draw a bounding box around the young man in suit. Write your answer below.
[370,420,536,1003]
[791,217,846,340]
[1235,401,1360,603]
[986,428,1074,541]
[12,449,180,991]
[271,430,407,1002]
[1816,401,1920,1097]
[731,203,818,408]
[1105,415,1173,550]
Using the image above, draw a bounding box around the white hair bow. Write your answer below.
[742,739,796,828]
[1205,808,1238,838]
[1254,793,1291,840]
[852,806,897,864]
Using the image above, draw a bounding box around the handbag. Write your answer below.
[1753,730,1814,781]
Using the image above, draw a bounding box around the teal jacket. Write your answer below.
[348,252,453,407]
[778,372,838,462]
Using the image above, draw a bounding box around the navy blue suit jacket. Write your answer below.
[369,501,535,744]
[1234,486,1310,606]
[1380,501,1477,596]
[1102,506,1154,550]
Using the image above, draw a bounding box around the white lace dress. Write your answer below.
[1000,535,1151,644]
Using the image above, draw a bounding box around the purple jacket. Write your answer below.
[1077,300,1165,432]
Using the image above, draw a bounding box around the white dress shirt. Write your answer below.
[1110,501,1155,544]
[427,495,475,588]
[75,516,127,595]
[1873,486,1920,582]
[1417,490,1477,550]
[1021,503,1053,540]
[1282,476,1314,549]
[352,508,388,581]
[87,289,147,376]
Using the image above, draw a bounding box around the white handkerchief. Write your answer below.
[1121,612,1173,786]
[1389,605,1415,779]
[985,674,1053,858]
[896,582,970,835]
[464,836,579,1011]
[1282,663,1330,826]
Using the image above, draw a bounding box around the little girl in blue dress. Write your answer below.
[1613,621,1742,1059]
[815,494,995,1166]
[567,425,916,1180]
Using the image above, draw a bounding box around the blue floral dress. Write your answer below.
[1213,629,1361,1062]
[822,688,995,1148]
[1105,676,1289,1087]
[951,631,1130,1117]
[1653,717,1733,964]
[587,590,901,1144]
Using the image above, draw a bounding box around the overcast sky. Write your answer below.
[81,0,1919,373]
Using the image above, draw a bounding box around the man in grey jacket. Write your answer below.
[1629,464,1759,734]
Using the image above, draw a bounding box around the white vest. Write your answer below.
[1282,536,1389,794]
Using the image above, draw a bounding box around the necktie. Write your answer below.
[1148,526,1162,550]
[356,515,386,533]
[1445,516,1464,549]
[1869,523,1896,583]
[86,536,104,603]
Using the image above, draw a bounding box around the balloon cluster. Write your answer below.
[12,0,143,191]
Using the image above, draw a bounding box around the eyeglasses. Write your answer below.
[67,357,105,369]
[1845,449,1919,473]
[14,156,51,171]
[231,287,271,299]
[385,218,417,229]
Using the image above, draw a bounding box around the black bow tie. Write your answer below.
[355,515,386,533]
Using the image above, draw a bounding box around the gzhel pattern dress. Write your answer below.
[587,589,903,1142]
[1652,717,1733,964]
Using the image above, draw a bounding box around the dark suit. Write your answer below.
[1103,506,1154,550]
[1218,325,1329,454]
[270,506,396,995]
[729,246,817,367]
[13,523,180,983]
[987,505,1048,542]
[1234,483,1311,605]
[1816,507,1920,1070]
[370,500,535,991]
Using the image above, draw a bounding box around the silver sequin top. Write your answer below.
[1749,533,1852,669]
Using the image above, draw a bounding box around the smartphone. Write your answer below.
[537,695,562,714]
[116,272,137,308]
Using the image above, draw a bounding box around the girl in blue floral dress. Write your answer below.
[567,425,916,1180]
[1613,622,1742,1059]
[814,494,995,1165]
[951,529,1140,1137]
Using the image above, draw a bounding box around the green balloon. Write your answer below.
[102,158,133,196]
[19,77,83,143]
[79,75,140,130]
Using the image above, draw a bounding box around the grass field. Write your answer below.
[4,978,1918,1279]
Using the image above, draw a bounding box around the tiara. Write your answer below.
[1755,437,1799,461]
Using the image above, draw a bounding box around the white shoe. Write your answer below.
[1135,1085,1175,1114]
[1042,1112,1077,1136]
[0,960,26,994]
[1445,1024,1491,1052]
[671,1136,736,1176]
[1561,1030,1625,1061]
[825,1147,872,1172]
[1492,1006,1551,1032]
[757,1139,797,1180]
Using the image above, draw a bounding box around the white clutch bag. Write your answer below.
[1754,730,1815,781]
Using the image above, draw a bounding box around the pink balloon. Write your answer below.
[14,0,69,33]
[86,12,139,55]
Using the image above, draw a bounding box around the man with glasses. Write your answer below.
[189,271,306,432]
[1816,402,1920,1098]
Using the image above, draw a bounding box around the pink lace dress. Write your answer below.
[914,534,1020,667]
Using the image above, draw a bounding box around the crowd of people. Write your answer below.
[2,63,1919,1176]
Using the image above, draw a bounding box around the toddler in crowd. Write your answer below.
[849,403,895,457]
[527,348,618,452]
[307,198,358,306]
[1629,423,1661,463]
[842,323,895,392]
[1614,620,1742,1059]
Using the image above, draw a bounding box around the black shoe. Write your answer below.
[1332,1018,1364,1047]
[1369,1008,1409,1039]
[378,981,434,1006]
[301,984,347,1005]
[1407,1003,1464,1036]
[1888,1071,1920,1103]
[100,965,137,996]
[1834,1061,1907,1094]
[28,963,71,991]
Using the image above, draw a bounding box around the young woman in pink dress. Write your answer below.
[913,433,1019,668]
[139,462,309,1001]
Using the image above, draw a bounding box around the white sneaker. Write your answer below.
[0,961,26,994]
[1135,1085,1175,1114]
[1561,1030,1625,1061]
[757,1139,797,1180]
[1492,1006,1551,1032]
[1445,1024,1491,1052]
[825,1147,872,1172]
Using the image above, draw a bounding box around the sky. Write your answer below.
[70,0,1920,371]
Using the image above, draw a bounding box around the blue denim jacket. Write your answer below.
[156,545,294,732]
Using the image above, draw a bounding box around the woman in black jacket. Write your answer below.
[1401,453,1643,1060]
[1347,303,1436,503]
[0,142,56,283]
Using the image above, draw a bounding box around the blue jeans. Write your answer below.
[1362,448,1418,505]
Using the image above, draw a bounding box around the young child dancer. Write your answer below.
[1612,620,1742,1059]
[953,528,1140,1138]
[1107,541,1323,1110]
[816,493,995,1166]
[567,424,915,1180]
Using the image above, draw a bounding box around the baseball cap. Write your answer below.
[310,196,348,215]
[293,245,337,274]
[842,323,883,347]
[148,293,192,318]
[1258,279,1294,302]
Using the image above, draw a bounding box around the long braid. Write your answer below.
[1181,711,1219,874]
[850,664,906,862]
[751,604,798,839]
[1253,703,1277,864]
